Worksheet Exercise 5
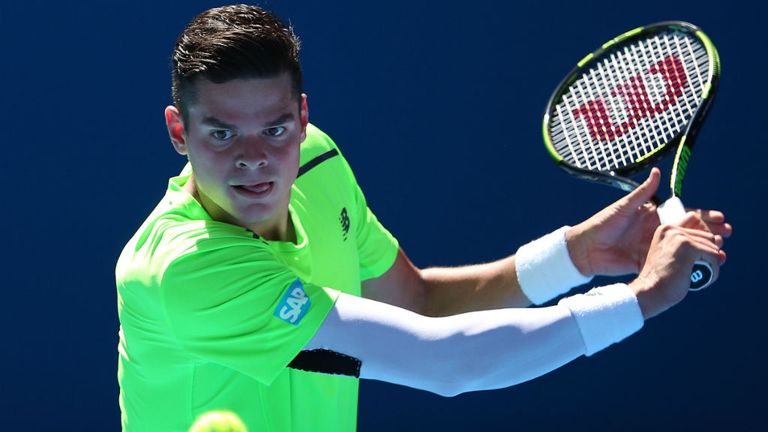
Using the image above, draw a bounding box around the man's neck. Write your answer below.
[183,175,297,243]
[253,212,296,243]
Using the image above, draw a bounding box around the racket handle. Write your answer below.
[656,197,714,291]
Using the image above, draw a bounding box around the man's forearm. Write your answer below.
[420,227,592,317]
[420,254,531,317]
[364,228,592,317]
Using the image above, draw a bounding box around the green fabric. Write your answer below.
[116,124,399,431]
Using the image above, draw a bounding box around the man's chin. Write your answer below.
[234,205,285,228]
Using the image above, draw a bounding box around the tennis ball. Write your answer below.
[189,410,248,432]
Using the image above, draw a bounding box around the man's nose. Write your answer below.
[235,138,269,169]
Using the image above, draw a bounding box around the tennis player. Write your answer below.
[115,4,732,431]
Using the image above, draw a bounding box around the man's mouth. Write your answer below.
[233,181,274,197]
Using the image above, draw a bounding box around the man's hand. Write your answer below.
[566,168,732,277]
[630,214,727,319]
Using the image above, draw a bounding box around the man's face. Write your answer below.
[166,73,308,236]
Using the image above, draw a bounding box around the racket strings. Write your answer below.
[566,36,678,168]
[550,31,709,172]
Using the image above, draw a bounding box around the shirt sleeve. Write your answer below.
[301,124,399,281]
[159,242,340,385]
[349,169,399,281]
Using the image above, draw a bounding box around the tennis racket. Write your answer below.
[542,21,720,291]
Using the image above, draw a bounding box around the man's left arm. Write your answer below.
[363,169,732,317]
[362,248,528,317]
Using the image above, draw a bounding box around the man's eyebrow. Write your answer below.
[200,113,295,128]
[265,112,295,127]
[200,116,236,129]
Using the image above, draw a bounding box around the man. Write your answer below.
[115,4,731,431]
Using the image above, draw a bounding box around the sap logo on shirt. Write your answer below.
[274,279,312,325]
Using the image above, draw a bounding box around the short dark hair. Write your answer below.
[171,4,303,122]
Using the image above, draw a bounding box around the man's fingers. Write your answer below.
[687,235,721,257]
[672,212,732,244]
[705,222,733,238]
[670,226,726,266]
[675,226,722,247]
[686,208,716,221]
[679,230,723,281]
[676,211,711,232]
[685,209,733,238]
[687,208,725,223]
[718,249,727,265]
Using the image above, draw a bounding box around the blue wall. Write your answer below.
[2,0,765,430]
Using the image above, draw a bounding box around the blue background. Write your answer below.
[2,0,765,430]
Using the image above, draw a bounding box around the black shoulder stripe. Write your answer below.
[288,348,361,377]
[297,149,339,178]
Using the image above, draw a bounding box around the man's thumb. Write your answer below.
[623,167,661,208]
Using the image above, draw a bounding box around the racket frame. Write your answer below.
[542,21,721,290]
[542,21,720,200]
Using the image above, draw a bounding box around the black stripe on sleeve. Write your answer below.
[297,149,339,178]
[288,349,362,377]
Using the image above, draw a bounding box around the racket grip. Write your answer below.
[657,197,714,291]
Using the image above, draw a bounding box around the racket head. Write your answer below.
[542,21,720,196]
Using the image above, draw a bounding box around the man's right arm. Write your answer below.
[307,285,631,396]
[304,214,724,396]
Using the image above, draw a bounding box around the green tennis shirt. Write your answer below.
[116,124,399,431]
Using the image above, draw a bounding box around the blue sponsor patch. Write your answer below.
[274,279,311,325]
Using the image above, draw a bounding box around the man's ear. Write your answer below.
[299,93,309,142]
[165,106,188,155]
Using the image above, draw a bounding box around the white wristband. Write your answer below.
[558,283,644,356]
[516,226,593,305]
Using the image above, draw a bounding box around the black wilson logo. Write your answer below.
[339,207,350,241]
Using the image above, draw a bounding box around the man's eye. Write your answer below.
[264,126,286,137]
[211,130,234,141]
